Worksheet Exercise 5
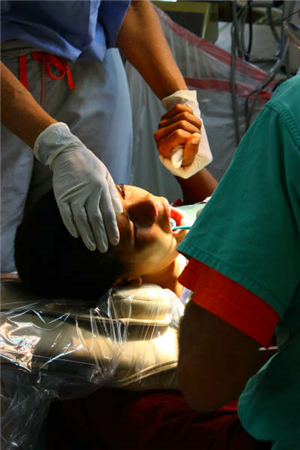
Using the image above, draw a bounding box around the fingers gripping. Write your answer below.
[161,104,193,120]
[158,90,212,175]
[154,118,201,143]
[156,129,193,159]
[155,101,202,169]
[158,111,202,130]
[182,133,201,166]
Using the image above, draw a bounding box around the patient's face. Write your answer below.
[115,185,187,279]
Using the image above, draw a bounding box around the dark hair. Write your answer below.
[15,190,129,300]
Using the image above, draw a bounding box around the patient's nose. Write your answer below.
[127,194,157,225]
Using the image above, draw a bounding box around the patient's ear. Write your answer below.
[114,275,143,288]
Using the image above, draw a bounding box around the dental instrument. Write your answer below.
[171,225,191,231]
[170,198,211,231]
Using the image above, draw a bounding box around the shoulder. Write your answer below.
[269,75,300,105]
[266,76,300,139]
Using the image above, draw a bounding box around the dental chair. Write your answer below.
[0,274,184,450]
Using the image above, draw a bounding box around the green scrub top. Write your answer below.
[178,75,300,449]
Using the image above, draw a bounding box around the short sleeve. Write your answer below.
[98,1,130,48]
[179,259,280,347]
[178,78,300,321]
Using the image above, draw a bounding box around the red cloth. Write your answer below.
[179,259,279,348]
[47,388,270,450]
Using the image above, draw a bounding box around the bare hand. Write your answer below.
[154,104,202,166]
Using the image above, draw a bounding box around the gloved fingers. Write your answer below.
[57,202,79,239]
[154,119,201,144]
[158,111,201,130]
[83,195,111,253]
[182,133,201,166]
[98,188,120,248]
[156,129,192,159]
[161,104,193,120]
[71,203,98,252]
[106,172,123,216]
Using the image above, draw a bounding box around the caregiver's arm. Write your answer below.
[178,301,260,413]
[1,61,122,254]
[117,0,187,99]
[1,61,56,147]
[175,168,218,205]
[117,2,211,176]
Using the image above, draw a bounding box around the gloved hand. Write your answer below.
[34,122,123,253]
[158,90,213,179]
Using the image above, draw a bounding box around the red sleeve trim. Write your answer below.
[179,259,280,348]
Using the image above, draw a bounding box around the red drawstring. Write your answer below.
[31,52,75,90]
[19,51,75,100]
[19,55,29,90]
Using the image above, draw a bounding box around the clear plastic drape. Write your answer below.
[1,277,183,449]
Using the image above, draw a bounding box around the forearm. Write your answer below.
[1,61,56,148]
[176,168,218,205]
[178,301,260,413]
[117,0,187,99]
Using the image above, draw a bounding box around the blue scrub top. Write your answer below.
[1,0,130,61]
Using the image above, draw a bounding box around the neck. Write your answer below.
[142,254,187,297]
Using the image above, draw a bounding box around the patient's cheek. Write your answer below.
[116,216,131,247]
[175,229,188,245]
[134,227,159,251]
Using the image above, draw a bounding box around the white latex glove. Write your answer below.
[160,90,213,179]
[34,122,123,253]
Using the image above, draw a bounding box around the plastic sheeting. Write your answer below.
[0,275,184,450]
[127,6,277,201]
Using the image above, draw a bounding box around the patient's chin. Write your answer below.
[175,229,188,244]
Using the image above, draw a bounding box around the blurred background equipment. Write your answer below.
[152,1,220,42]
[225,1,299,139]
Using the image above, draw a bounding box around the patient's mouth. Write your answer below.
[170,207,186,234]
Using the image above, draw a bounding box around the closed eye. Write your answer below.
[117,185,137,240]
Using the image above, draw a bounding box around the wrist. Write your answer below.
[34,122,81,169]
[162,90,198,111]
[30,119,58,147]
